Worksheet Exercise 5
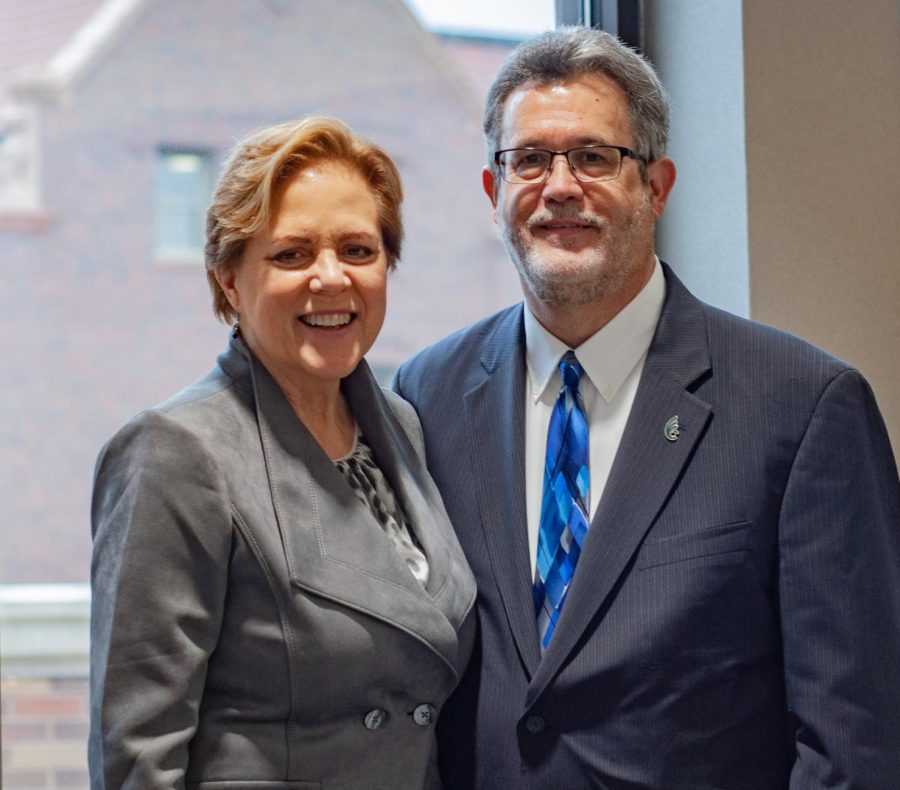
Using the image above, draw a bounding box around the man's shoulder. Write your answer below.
[400,303,523,380]
[662,266,852,381]
[702,300,851,378]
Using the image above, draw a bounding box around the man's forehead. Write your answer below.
[504,74,627,107]
[499,74,632,146]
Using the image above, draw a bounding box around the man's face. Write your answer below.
[484,74,673,313]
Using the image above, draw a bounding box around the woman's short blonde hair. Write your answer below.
[205,115,404,323]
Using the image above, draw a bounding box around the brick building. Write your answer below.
[0,0,520,586]
[0,1,521,785]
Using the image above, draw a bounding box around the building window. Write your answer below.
[153,148,213,264]
[0,104,40,214]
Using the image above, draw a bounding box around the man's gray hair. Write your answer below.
[483,27,669,176]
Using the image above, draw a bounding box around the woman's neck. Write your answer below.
[236,330,358,459]
[273,370,357,460]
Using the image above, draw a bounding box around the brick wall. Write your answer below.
[2,676,89,790]
[1,0,520,586]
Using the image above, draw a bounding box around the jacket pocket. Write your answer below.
[638,520,752,570]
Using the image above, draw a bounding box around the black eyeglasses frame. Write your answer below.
[493,144,648,184]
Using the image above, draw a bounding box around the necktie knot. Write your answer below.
[560,352,584,393]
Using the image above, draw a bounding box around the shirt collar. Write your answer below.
[525,258,666,404]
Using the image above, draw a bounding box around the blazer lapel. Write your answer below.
[232,337,470,677]
[464,305,543,676]
[527,267,714,704]
[344,362,476,633]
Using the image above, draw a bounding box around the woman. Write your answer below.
[89,116,476,789]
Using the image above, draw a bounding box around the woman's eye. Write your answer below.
[344,245,375,261]
[271,249,309,266]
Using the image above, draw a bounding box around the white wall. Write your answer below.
[644,0,750,317]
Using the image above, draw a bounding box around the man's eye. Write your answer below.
[518,153,545,166]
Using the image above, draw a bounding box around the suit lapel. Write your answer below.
[226,336,471,676]
[527,267,714,704]
[464,305,543,675]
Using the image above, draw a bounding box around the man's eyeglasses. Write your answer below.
[493,145,647,184]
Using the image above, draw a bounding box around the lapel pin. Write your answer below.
[664,415,680,442]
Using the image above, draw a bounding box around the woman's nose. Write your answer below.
[309,252,349,293]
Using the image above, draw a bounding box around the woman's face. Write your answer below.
[216,162,388,392]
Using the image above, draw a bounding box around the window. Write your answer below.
[153,148,213,264]
[0,104,40,214]
[1,2,556,786]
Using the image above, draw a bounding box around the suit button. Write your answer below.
[525,714,545,735]
[412,703,437,726]
[363,709,387,730]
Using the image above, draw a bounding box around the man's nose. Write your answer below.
[542,154,584,201]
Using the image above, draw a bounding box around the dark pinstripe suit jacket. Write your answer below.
[394,264,900,789]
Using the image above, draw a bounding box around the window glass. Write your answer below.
[0,3,554,787]
[154,149,213,264]
[0,104,39,213]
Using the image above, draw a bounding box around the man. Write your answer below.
[394,26,900,789]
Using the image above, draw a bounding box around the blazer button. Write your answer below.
[412,703,437,726]
[525,714,545,735]
[363,709,388,730]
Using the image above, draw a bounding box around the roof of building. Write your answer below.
[0,0,105,93]
[0,0,517,100]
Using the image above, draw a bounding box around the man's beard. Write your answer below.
[499,196,655,308]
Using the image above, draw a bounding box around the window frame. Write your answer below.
[153,146,215,266]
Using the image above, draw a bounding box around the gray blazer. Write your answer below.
[89,330,476,790]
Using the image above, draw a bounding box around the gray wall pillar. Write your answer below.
[742,0,900,456]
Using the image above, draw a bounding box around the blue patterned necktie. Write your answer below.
[534,352,590,651]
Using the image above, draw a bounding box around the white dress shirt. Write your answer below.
[524,259,666,576]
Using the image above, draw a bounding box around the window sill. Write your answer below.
[0,210,52,233]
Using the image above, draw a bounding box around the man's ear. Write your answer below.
[482,167,500,223]
[646,156,677,219]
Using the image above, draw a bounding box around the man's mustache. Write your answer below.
[525,209,605,230]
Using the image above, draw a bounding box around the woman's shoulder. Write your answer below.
[380,386,415,420]
[96,364,252,478]
[380,387,426,456]
[154,363,245,417]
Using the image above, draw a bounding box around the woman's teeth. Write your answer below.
[301,313,352,327]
